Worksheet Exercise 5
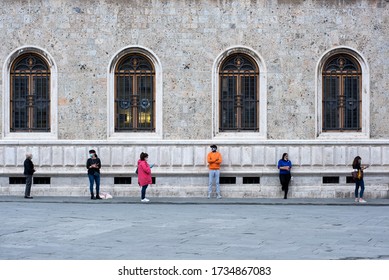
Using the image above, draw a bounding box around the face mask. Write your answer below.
[212,148,217,152]
[89,154,94,158]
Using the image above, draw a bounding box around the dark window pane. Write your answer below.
[115,54,155,132]
[10,54,50,132]
[219,54,259,132]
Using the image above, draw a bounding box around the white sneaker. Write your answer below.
[216,195,222,199]
[141,198,150,202]
[359,198,367,203]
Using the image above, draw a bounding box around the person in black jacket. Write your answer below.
[86,149,102,200]
[23,153,35,199]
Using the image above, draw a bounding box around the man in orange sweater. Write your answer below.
[207,145,222,199]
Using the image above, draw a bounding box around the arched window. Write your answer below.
[322,54,362,132]
[219,54,259,132]
[10,54,51,132]
[115,54,155,132]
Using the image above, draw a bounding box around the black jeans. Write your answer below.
[279,173,291,198]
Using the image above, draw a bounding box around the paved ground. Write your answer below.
[1,196,389,260]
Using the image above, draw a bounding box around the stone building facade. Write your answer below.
[0,0,388,198]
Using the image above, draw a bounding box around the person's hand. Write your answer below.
[150,163,155,168]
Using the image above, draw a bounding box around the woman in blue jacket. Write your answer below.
[278,153,292,199]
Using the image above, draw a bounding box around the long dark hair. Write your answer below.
[352,156,361,168]
[140,152,149,161]
[281,153,288,161]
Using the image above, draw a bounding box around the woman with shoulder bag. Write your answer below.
[352,156,369,203]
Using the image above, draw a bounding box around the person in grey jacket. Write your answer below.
[23,153,35,199]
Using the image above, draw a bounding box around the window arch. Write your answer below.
[322,54,362,132]
[219,54,259,132]
[10,53,51,132]
[108,46,162,139]
[316,47,369,139]
[114,54,155,132]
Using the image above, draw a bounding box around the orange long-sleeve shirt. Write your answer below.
[207,151,222,170]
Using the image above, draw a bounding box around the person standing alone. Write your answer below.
[86,149,102,200]
[207,145,222,199]
[137,152,153,202]
[352,156,369,203]
[278,153,292,199]
[23,153,35,199]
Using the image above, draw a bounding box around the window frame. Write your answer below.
[219,54,259,132]
[114,54,155,132]
[10,54,51,132]
[316,47,370,139]
[2,46,58,140]
[212,46,267,140]
[322,55,362,132]
[108,46,163,140]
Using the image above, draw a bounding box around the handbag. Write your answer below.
[135,167,138,174]
[351,170,363,181]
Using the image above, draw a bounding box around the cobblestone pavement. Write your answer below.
[1,197,389,260]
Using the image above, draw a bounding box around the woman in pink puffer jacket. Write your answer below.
[137,152,153,202]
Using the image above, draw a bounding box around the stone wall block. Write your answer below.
[75,147,87,167]
[276,147,288,162]
[334,146,346,166]
[111,147,123,166]
[252,146,265,166]
[146,147,159,166]
[219,146,229,167]
[358,147,371,164]
[300,146,312,166]
[30,147,40,166]
[382,147,389,165]
[123,147,135,167]
[289,147,300,165]
[347,146,358,164]
[40,147,52,167]
[159,147,171,166]
[0,147,4,166]
[99,147,111,167]
[64,147,75,166]
[370,146,381,166]
[16,147,27,167]
[182,146,194,166]
[323,146,334,166]
[171,146,182,166]
[312,146,323,166]
[52,146,64,166]
[264,146,276,166]
[242,146,252,166]
[229,147,242,166]
[194,146,206,166]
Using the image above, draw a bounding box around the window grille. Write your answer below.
[322,55,361,132]
[10,54,50,132]
[219,54,259,131]
[115,55,155,132]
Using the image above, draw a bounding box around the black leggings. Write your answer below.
[279,173,291,198]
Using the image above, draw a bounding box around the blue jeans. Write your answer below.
[355,179,365,198]
[88,172,100,194]
[208,170,220,195]
[141,185,148,199]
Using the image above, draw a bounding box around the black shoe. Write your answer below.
[284,197,287,199]
[91,194,95,200]
[24,196,33,199]
[95,195,102,200]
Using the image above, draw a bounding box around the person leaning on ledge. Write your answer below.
[23,153,36,199]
